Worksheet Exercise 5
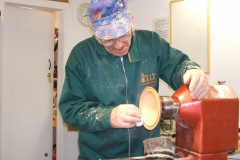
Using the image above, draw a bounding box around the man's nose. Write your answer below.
[113,39,123,49]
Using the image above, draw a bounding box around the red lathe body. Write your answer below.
[172,85,239,160]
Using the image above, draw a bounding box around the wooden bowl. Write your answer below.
[139,87,162,130]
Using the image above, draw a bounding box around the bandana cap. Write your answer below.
[88,0,133,40]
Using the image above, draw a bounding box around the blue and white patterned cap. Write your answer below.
[88,0,133,40]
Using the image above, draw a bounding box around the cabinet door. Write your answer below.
[2,5,54,160]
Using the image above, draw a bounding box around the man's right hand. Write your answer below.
[110,104,142,128]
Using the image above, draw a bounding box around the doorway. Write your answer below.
[1,2,67,159]
[47,10,61,160]
[52,13,59,160]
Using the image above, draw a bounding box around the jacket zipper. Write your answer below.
[120,57,129,104]
[120,57,131,157]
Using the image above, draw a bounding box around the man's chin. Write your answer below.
[112,51,128,57]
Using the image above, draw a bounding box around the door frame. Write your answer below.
[0,1,69,160]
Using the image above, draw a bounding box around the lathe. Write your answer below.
[166,84,238,159]
[116,84,239,160]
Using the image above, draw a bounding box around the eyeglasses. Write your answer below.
[97,31,133,47]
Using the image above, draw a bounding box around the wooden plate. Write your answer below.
[139,87,162,130]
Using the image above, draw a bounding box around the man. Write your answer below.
[59,0,209,159]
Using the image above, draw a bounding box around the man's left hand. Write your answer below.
[183,69,209,100]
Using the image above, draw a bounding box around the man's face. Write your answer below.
[97,29,132,57]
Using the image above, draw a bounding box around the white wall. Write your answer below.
[0,4,3,159]
[1,0,240,159]
[0,1,4,158]
[208,0,240,96]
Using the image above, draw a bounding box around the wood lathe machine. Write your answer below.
[159,84,239,160]
[111,83,239,159]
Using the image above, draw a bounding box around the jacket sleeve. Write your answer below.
[58,46,113,133]
[153,32,200,90]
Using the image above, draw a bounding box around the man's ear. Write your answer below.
[131,14,134,24]
[89,25,93,31]
[89,25,95,35]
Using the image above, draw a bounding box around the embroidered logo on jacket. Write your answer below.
[141,73,158,87]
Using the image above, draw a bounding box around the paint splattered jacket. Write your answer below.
[59,30,200,159]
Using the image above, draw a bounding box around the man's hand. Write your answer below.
[110,104,142,128]
[183,69,209,100]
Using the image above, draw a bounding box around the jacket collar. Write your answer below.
[128,33,140,63]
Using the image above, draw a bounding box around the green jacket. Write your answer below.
[59,30,200,159]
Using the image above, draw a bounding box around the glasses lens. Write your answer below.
[119,35,132,42]
[101,40,114,46]
[100,33,132,46]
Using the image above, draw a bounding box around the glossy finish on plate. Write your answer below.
[139,87,162,130]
